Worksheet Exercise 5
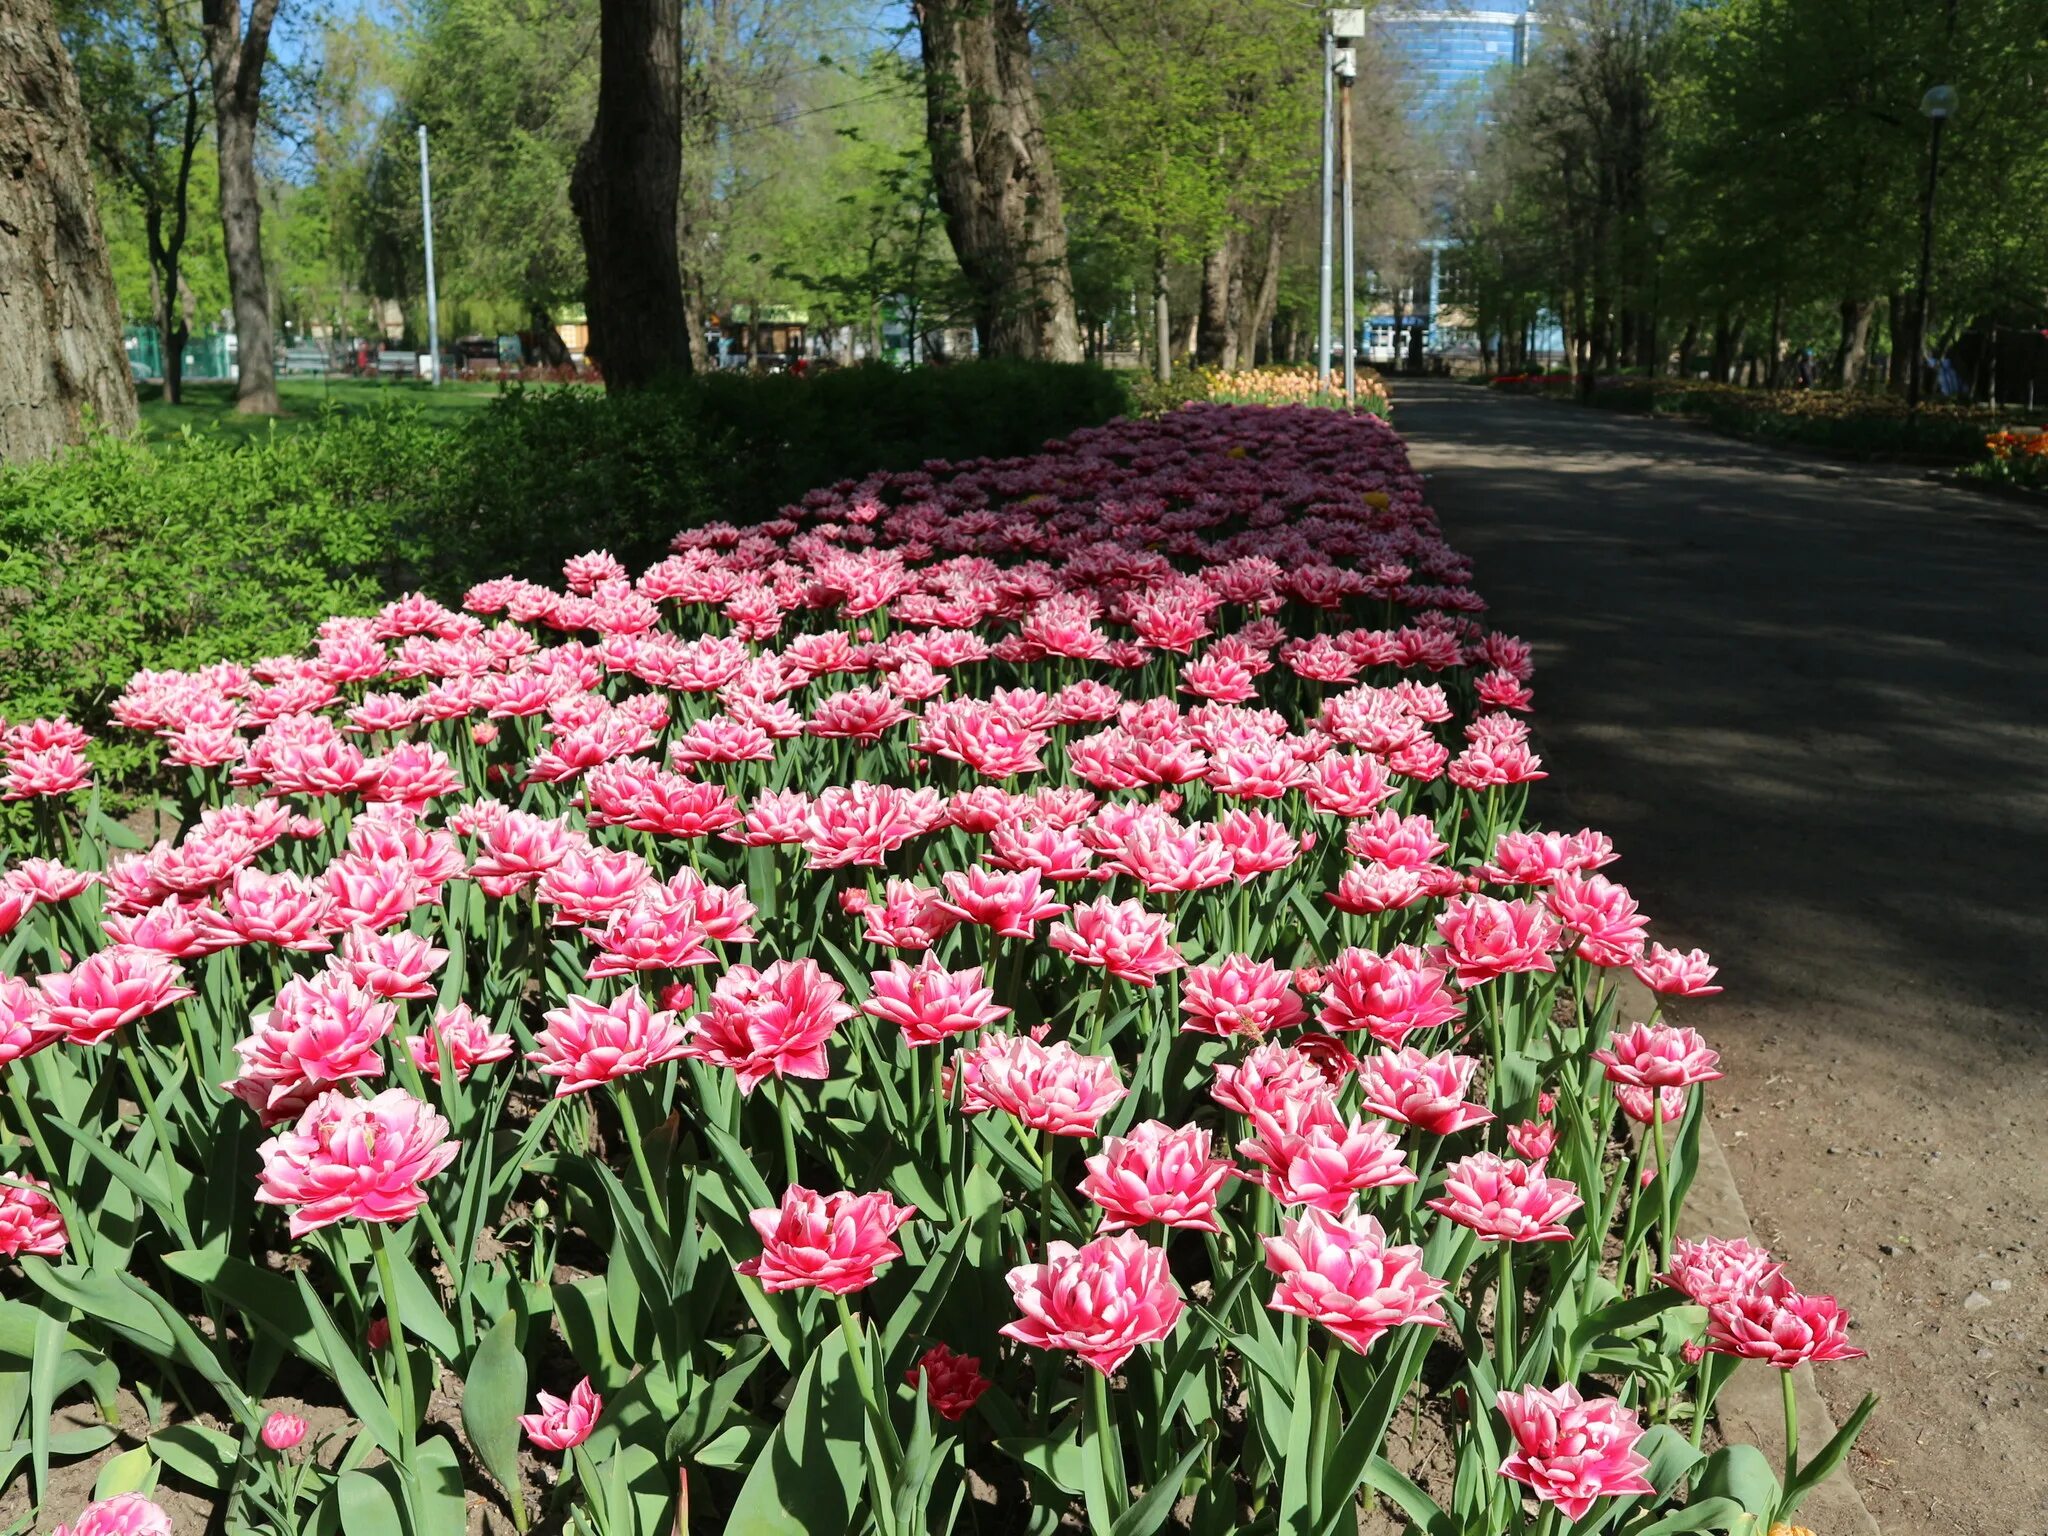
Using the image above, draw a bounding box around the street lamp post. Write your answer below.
[418,124,442,388]
[1329,10,1363,407]
[1907,84,1956,410]
[1317,28,1334,393]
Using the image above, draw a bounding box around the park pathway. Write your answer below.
[1390,379,2048,1533]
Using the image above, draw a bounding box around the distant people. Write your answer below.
[1793,349,1813,388]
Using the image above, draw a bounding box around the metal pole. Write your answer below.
[1338,53,1356,407]
[418,124,442,387]
[1317,31,1334,392]
[1907,114,1943,410]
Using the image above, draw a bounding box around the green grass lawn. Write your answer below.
[137,378,508,445]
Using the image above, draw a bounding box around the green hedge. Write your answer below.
[0,361,1133,756]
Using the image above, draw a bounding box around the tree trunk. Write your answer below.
[1885,291,1908,393]
[571,0,692,390]
[1197,231,1237,369]
[1833,298,1874,390]
[912,0,1081,362]
[0,0,139,460]
[1151,246,1170,383]
[202,0,280,414]
[1238,216,1283,369]
[528,307,571,369]
[1675,320,1697,378]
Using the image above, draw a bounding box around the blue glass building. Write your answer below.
[1373,1,1539,131]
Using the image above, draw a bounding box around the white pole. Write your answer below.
[1338,47,1356,406]
[418,124,441,387]
[1317,30,1334,391]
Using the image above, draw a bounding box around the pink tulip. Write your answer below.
[1358,1047,1492,1136]
[225,970,395,1126]
[1078,1120,1235,1233]
[1594,1022,1723,1090]
[1506,1119,1558,1161]
[1316,945,1462,1045]
[862,956,1010,1046]
[904,1344,990,1421]
[737,1186,916,1294]
[1662,1235,1786,1307]
[1706,1288,1867,1368]
[1632,942,1722,996]
[50,1494,173,1536]
[681,959,854,1094]
[1240,1109,1414,1213]
[1433,894,1561,986]
[530,988,688,1096]
[1046,895,1184,986]
[36,947,195,1047]
[1615,1083,1691,1127]
[1002,1231,1183,1375]
[1263,1207,1448,1353]
[0,977,64,1067]
[937,864,1069,938]
[261,1411,308,1451]
[1211,1044,1338,1123]
[255,1087,458,1237]
[1427,1152,1582,1243]
[1180,955,1305,1038]
[1545,871,1649,967]
[957,1032,1126,1137]
[519,1377,601,1451]
[408,1003,516,1083]
[339,926,449,999]
[1495,1383,1655,1519]
[0,1174,68,1258]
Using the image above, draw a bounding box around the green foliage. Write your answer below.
[0,363,1132,758]
[0,426,411,775]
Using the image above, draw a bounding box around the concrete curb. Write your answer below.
[1615,973,1881,1536]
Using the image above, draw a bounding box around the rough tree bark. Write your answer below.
[1833,298,1874,389]
[571,0,693,390]
[1236,215,1283,369]
[913,0,1081,362]
[201,0,280,414]
[1197,232,1240,369]
[0,0,138,461]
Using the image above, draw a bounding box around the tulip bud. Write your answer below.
[262,1412,307,1451]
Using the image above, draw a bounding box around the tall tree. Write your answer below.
[201,0,280,412]
[571,0,693,388]
[912,0,1082,361]
[64,0,210,404]
[0,0,139,460]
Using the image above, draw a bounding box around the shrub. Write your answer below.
[0,362,1134,756]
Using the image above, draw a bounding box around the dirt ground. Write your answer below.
[1393,379,2048,1534]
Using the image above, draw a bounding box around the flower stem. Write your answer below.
[1651,1097,1673,1272]
[1089,1367,1125,1525]
[366,1223,416,1480]
[776,1079,802,1187]
[834,1296,901,1535]
[1496,1241,1518,1384]
[1305,1340,1342,1528]
[1780,1366,1800,1498]
[609,1082,670,1241]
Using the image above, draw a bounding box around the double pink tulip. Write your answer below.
[1263,1207,1448,1353]
[737,1186,916,1294]
[254,1087,459,1237]
[1495,1383,1655,1519]
[1002,1231,1184,1375]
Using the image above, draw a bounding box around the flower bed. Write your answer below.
[1959,426,2048,491]
[1,402,1868,1536]
[1485,372,2007,462]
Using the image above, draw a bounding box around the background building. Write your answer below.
[1375,1,1540,130]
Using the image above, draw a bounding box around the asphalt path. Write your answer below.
[1390,378,2048,1533]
